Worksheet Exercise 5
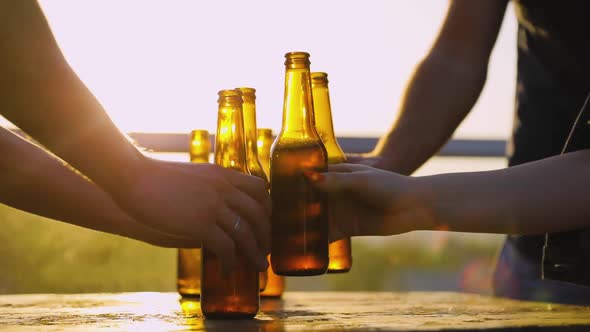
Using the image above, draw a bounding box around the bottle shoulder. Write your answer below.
[247,162,269,182]
[271,136,327,153]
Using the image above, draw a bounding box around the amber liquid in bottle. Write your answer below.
[237,87,268,292]
[311,72,353,273]
[271,52,329,276]
[257,128,286,298]
[201,90,259,319]
[177,129,210,298]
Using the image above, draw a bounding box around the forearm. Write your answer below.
[374,54,487,175]
[0,128,191,247]
[0,1,144,192]
[373,0,507,175]
[419,150,590,234]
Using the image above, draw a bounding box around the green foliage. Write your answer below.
[0,204,175,293]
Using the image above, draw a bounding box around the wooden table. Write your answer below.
[1,292,590,331]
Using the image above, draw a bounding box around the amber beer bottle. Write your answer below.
[311,72,353,273]
[201,89,259,319]
[270,52,329,276]
[236,87,268,292]
[257,129,273,176]
[257,128,286,298]
[177,129,210,298]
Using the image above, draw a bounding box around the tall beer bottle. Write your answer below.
[201,89,259,319]
[177,129,210,298]
[311,72,353,273]
[270,52,329,276]
[236,87,268,292]
[257,128,286,298]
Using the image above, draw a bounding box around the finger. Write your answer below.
[217,207,269,271]
[328,209,347,243]
[222,168,271,216]
[329,196,363,238]
[305,170,368,193]
[201,224,237,270]
[343,154,364,163]
[145,233,201,248]
[327,163,374,173]
[225,187,271,254]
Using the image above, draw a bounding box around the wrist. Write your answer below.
[371,150,410,175]
[412,175,444,231]
[98,146,147,196]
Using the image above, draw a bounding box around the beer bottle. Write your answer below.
[257,128,286,298]
[270,52,329,276]
[177,129,210,298]
[257,129,273,176]
[311,72,353,273]
[189,130,211,163]
[201,89,259,319]
[236,87,268,292]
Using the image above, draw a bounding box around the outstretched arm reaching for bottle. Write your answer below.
[0,1,270,270]
[349,0,508,175]
[0,126,202,248]
[309,152,590,239]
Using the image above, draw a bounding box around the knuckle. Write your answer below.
[247,175,266,191]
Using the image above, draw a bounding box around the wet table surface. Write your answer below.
[1,292,590,331]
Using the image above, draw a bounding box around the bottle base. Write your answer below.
[327,268,351,274]
[178,293,201,300]
[202,312,257,320]
[261,294,283,299]
[274,268,327,277]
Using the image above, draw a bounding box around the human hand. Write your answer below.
[345,153,398,172]
[110,157,271,271]
[306,164,433,240]
[111,211,204,249]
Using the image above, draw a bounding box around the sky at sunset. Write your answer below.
[5,1,518,139]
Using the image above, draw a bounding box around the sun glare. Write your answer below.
[32,1,516,139]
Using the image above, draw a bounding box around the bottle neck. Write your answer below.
[214,104,248,171]
[190,154,209,163]
[312,84,345,162]
[190,131,210,163]
[280,68,318,138]
[242,100,267,180]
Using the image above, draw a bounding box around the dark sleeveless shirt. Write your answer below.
[509,0,590,285]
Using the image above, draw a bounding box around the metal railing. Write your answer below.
[10,129,507,157]
[128,132,507,157]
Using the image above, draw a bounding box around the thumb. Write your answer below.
[344,153,365,163]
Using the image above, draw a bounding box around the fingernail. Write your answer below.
[303,171,325,183]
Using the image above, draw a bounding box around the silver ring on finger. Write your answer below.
[232,216,241,233]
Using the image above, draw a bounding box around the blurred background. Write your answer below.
[0,0,516,294]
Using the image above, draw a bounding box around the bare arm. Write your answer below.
[0,1,270,270]
[0,127,197,248]
[421,150,590,234]
[359,0,508,175]
[0,0,143,191]
[312,151,590,238]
